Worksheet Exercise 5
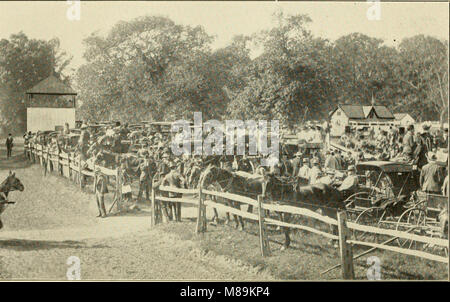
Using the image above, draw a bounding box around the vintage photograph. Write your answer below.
[0,1,448,282]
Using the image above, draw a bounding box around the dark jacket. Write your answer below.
[6,137,13,148]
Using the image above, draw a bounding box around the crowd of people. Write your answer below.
[23,119,448,218]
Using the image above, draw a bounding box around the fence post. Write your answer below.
[68,155,72,181]
[78,157,82,189]
[257,195,270,257]
[196,186,206,234]
[116,164,122,212]
[151,187,156,227]
[58,150,62,176]
[337,211,354,280]
[92,163,96,193]
[44,147,49,176]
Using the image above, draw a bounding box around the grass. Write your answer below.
[158,217,448,280]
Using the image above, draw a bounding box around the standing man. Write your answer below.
[94,167,108,218]
[291,151,303,177]
[420,152,444,194]
[137,151,156,203]
[309,158,322,185]
[402,124,416,162]
[5,133,13,158]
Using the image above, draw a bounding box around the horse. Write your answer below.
[263,173,348,249]
[0,171,25,229]
[199,165,265,230]
[186,164,203,189]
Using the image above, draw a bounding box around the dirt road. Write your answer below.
[0,141,274,280]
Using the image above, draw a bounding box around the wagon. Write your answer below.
[344,161,419,238]
[344,160,448,253]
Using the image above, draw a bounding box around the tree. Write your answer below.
[76,15,232,123]
[227,12,335,128]
[0,32,72,134]
[395,35,448,123]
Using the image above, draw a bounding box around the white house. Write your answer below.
[329,104,396,136]
[394,113,415,127]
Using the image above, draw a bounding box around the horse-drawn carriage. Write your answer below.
[344,160,448,252]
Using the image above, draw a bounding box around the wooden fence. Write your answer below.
[153,180,449,280]
[25,142,448,279]
[26,142,122,212]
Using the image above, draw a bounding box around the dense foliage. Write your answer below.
[0,13,448,134]
[0,32,72,135]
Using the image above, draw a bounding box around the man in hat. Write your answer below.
[297,158,310,182]
[420,152,444,194]
[94,167,108,218]
[137,150,157,203]
[158,152,171,177]
[309,158,322,185]
[338,165,358,192]
[291,151,303,177]
[279,153,292,177]
[402,124,416,162]
[5,133,13,158]
[413,127,432,170]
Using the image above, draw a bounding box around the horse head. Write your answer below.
[1,171,25,194]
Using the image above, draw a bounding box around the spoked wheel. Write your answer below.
[395,208,427,250]
[353,207,381,243]
[344,192,370,223]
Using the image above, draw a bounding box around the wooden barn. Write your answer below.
[25,75,77,133]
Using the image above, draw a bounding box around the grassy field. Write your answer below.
[0,139,447,280]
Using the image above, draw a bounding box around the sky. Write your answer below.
[0,1,448,75]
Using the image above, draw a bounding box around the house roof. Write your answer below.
[394,113,412,120]
[331,104,395,120]
[26,75,77,95]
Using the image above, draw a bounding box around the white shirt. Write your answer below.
[309,166,322,184]
[298,165,310,180]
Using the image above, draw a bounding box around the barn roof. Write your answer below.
[394,113,411,120]
[26,75,76,95]
[330,104,395,120]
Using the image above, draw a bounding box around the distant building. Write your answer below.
[394,113,415,127]
[25,75,77,133]
[329,104,395,136]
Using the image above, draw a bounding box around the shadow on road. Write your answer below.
[0,239,109,251]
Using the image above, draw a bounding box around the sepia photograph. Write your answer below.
[0,1,448,284]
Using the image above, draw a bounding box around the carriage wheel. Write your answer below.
[395,208,427,250]
[344,192,370,223]
[353,207,381,243]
